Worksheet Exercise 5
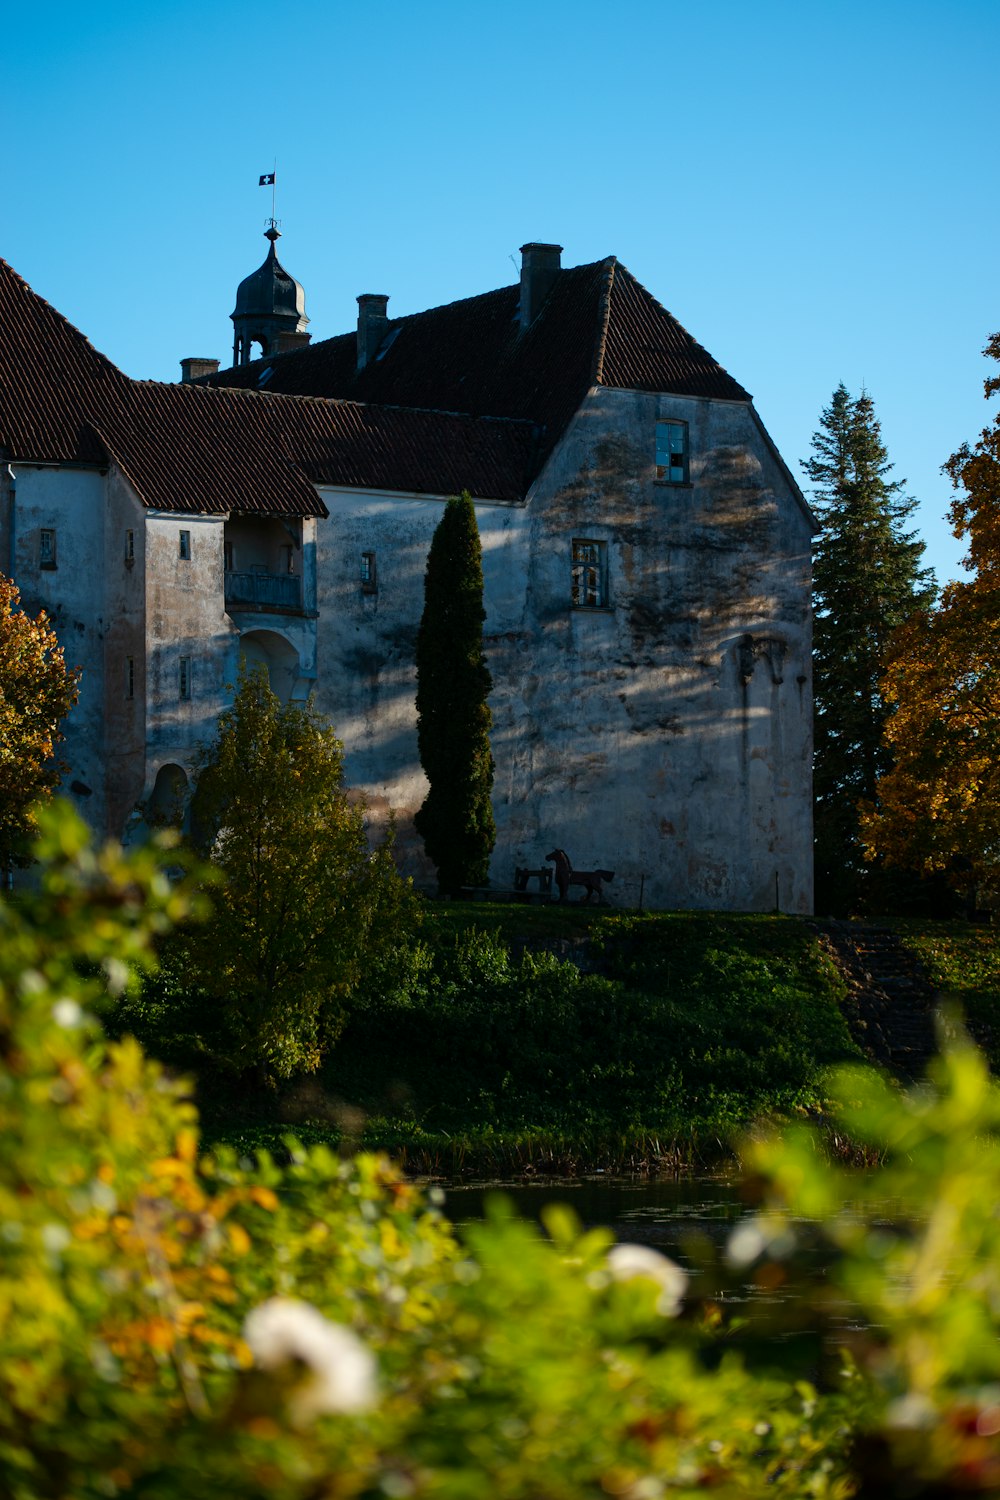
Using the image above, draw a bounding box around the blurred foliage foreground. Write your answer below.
[6,810,1000,1497]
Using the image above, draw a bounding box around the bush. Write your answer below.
[7,806,1000,1495]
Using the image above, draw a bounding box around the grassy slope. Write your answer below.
[896,920,1000,1067]
[203,905,862,1173]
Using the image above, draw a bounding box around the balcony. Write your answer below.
[225,570,302,612]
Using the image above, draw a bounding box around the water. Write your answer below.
[444,1176,878,1337]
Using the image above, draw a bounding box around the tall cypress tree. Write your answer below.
[805,385,935,914]
[414,493,496,894]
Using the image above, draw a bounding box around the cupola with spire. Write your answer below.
[231,222,310,366]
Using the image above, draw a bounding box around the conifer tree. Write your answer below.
[414,493,496,894]
[805,385,934,913]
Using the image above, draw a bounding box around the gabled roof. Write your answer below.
[0,256,129,467]
[205,257,752,481]
[0,252,754,515]
[0,257,534,512]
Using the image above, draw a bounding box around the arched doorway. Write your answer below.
[146,763,190,830]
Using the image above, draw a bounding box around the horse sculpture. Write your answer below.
[545,848,615,904]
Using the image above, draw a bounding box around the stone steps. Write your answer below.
[813,921,940,1080]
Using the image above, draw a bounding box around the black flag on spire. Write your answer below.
[259,172,275,186]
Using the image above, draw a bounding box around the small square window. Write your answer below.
[40,528,57,569]
[571,540,608,609]
[125,529,135,563]
[179,530,191,560]
[655,420,689,483]
[126,656,135,700]
[360,551,377,594]
[179,656,192,700]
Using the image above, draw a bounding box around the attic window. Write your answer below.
[655,421,688,484]
[179,530,191,560]
[257,365,274,388]
[39,528,57,569]
[360,551,377,593]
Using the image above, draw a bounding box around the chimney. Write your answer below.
[519,242,562,331]
[180,357,220,384]
[357,293,390,370]
[273,330,312,354]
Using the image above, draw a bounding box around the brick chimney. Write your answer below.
[180,357,220,384]
[357,294,390,370]
[519,243,562,331]
[273,330,312,354]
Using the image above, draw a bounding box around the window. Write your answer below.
[655,420,688,483]
[571,540,608,609]
[126,656,135,700]
[179,656,191,700]
[360,551,377,594]
[125,529,135,563]
[39,528,56,569]
[179,530,191,560]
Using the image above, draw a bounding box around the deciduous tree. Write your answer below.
[188,664,417,1080]
[862,333,1000,891]
[414,493,496,895]
[0,574,78,866]
[804,386,934,912]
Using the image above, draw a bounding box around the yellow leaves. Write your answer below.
[228,1223,252,1257]
[249,1186,279,1212]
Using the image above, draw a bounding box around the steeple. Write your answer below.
[231,223,310,366]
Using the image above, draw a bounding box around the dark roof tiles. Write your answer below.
[1,250,752,516]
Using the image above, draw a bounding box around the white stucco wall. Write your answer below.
[314,387,814,912]
[3,464,111,831]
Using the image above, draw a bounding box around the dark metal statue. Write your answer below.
[545,848,614,904]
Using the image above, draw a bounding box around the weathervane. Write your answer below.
[258,161,278,232]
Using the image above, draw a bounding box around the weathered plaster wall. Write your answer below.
[4,464,111,832]
[143,512,237,799]
[315,387,813,913]
[102,468,148,835]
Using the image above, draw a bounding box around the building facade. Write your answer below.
[0,238,815,910]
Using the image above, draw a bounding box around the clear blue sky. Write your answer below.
[5,0,997,584]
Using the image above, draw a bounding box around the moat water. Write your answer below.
[444,1175,881,1333]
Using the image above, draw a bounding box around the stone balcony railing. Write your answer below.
[225,570,303,612]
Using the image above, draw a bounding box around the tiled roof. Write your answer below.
[1,252,752,516]
[0,257,129,466]
[205,257,751,478]
[102,385,536,511]
[0,258,533,512]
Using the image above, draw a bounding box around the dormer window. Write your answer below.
[655,421,688,483]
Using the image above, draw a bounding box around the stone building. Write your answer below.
[0,236,815,910]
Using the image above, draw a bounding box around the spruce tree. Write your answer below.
[414,493,496,894]
[804,385,935,914]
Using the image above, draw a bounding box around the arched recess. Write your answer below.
[147,763,190,830]
[239,628,302,704]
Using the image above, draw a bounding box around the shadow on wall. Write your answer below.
[240,628,304,703]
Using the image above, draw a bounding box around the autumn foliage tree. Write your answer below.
[804,386,934,913]
[414,494,496,895]
[862,333,1000,891]
[0,575,78,866]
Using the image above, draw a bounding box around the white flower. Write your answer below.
[52,999,83,1029]
[243,1298,376,1421]
[725,1219,767,1268]
[606,1243,686,1317]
